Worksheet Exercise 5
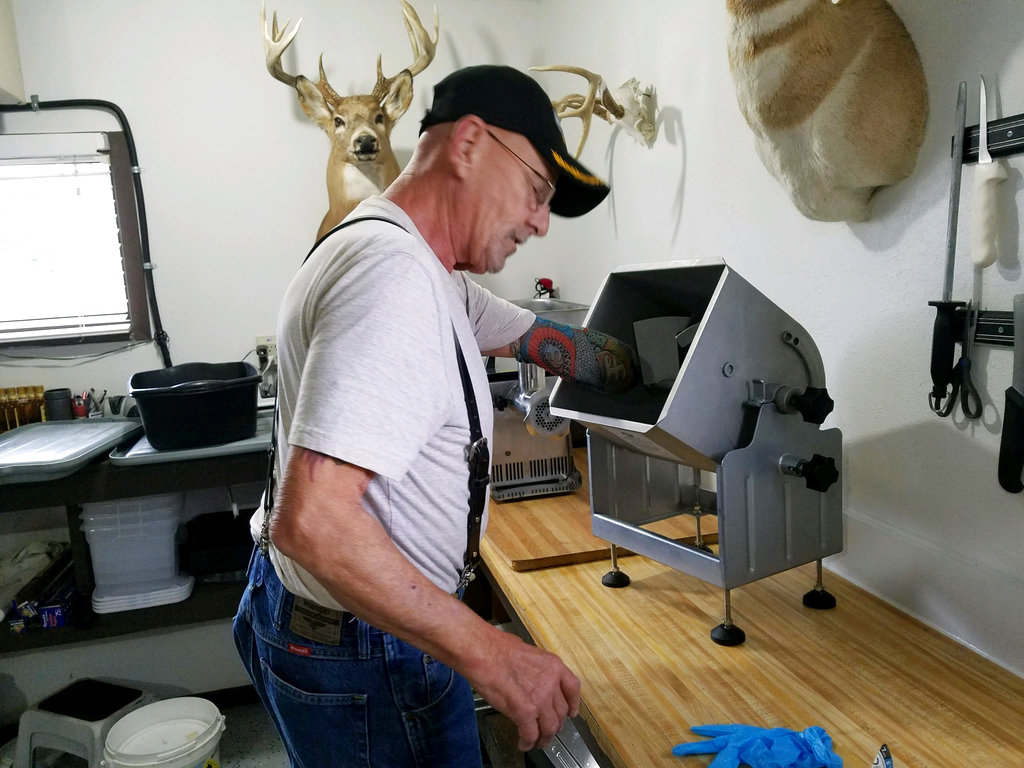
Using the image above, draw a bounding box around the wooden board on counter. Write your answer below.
[481,536,1024,768]
[484,448,717,571]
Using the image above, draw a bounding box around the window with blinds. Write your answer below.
[0,131,150,346]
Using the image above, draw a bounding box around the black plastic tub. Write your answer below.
[128,362,261,451]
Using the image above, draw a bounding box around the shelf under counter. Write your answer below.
[0,450,269,514]
[0,578,245,655]
[1,446,268,655]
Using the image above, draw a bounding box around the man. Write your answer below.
[234,64,637,767]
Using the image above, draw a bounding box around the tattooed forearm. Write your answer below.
[515,317,638,394]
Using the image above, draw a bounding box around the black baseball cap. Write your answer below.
[420,65,610,218]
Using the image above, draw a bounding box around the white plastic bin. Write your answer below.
[82,493,184,588]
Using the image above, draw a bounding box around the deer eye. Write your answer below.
[334,116,345,128]
[375,113,385,125]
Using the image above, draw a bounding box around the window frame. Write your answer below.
[0,130,152,348]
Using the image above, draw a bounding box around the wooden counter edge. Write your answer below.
[481,537,630,768]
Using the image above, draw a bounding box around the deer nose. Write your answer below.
[353,134,379,156]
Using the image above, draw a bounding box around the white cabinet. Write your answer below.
[0,0,25,105]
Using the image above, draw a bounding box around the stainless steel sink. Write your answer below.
[510,298,589,325]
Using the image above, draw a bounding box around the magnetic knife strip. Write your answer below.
[952,109,1024,347]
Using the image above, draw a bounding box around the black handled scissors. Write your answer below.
[938,302,982,419]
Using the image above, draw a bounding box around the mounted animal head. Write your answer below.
[531,65,657,158]
[726,0,928,222]
[262,1,438,239]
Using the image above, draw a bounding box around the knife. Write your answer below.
[971,75,1008,269]
[928,82,968,414]
[998,294,1024,493]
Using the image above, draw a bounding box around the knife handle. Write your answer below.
[928,300,962,405]
[998,386,1024,493]
[970,160,1008,268]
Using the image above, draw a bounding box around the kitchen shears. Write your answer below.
[938,302,982,419]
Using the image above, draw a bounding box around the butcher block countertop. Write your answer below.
[480,451,1024,768]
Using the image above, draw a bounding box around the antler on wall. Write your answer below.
[531,65,657,158]
[726,0,928,222]
[261,1,438,239]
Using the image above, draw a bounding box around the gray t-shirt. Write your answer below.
[250,197,534,608]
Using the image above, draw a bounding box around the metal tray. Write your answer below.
[0,418,144,485]
[108,410,273,466]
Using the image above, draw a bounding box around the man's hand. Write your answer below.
[468,629,581,751]
[272,447,581,753]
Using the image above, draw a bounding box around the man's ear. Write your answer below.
[448,115,487,179]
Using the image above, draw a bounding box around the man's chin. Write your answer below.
[489,253,513,274]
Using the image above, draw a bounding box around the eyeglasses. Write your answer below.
[485,129,556,210]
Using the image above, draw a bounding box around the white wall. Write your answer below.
[2,0,1024,683]
[0,0,24,103]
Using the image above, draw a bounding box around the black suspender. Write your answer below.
[260,215,490,593]
[302,215,409,264]
[453,336,489,591]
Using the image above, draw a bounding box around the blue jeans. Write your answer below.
[233,547,482,768]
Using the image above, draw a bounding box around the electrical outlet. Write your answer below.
[256,335,277,360]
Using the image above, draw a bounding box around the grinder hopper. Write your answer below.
[549,260,843,645]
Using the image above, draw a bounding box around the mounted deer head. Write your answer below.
[726,0,928,222]
[531,65,657,158]
[262,1,438,239]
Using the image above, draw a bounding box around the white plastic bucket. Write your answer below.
[102,697,225,768]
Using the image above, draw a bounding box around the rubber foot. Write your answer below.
[802,588,837,610]
[711,623,746,646]
[602,570,630,588]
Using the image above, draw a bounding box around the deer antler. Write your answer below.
[373,0,439,101]
[531,65,657,157]
[261,3,302,88]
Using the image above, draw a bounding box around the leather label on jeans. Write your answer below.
[289,596,342,645]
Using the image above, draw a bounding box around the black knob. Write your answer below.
[793,387,834,425]
[798,454,839,493]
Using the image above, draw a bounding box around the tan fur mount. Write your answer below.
[727,0,928,222]
[262,1,438,239]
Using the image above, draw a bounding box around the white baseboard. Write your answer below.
[828,506,1024,680]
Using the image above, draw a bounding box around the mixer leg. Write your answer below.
[693,511,714,554]
[601,544,630,588]
[802,558,837,610]
[711,589,746,646]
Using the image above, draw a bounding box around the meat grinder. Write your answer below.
[488,298,588,501]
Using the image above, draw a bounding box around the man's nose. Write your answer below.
[528,206,551,237]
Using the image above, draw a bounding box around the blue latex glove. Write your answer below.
[672,724,843,768]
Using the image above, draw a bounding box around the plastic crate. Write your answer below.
[82,493,184,588]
